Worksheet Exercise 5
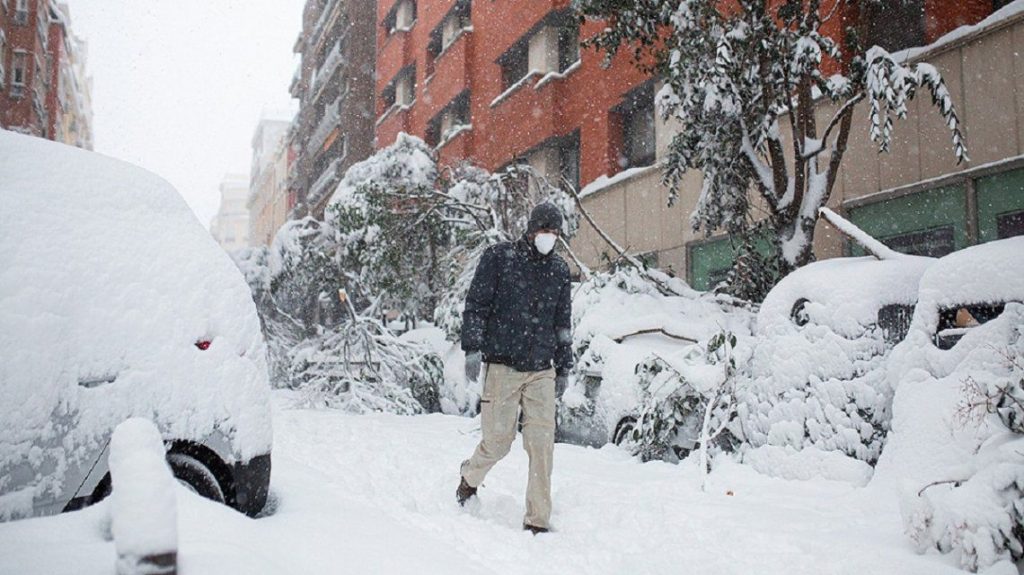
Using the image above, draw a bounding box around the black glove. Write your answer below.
[465,351,482,383]
[555,374,568,398]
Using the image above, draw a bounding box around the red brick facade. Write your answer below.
[0,0,50,136]
[375,0,994,193]
[375,0,652,189]
[0,0,91,148]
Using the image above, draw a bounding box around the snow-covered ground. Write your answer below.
[0,392,975,575]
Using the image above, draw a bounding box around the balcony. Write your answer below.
[311,0,341,39]
[289,64,301,98]
[310,34,347,97]
[308,95,344,153]
[307,156,343,208]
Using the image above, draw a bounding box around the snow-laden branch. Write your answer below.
[818,207,906,261]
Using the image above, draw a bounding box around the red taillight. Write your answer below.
[195,340,211,351]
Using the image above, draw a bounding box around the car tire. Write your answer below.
[612,416,637,446]
[167,452,225,504]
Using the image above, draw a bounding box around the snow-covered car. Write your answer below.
[736,251,934,464]
[0,131,273,521]
[557,267,755,450]
[873,237,1024,570]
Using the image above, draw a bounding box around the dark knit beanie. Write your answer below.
[527,202,563,234]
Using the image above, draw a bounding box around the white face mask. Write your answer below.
[534,232,557,255]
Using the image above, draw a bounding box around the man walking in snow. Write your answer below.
[456,202,573,534]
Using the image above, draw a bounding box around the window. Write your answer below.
[382,66,415,111]
[440,0,470,51]
[14,0,27,24]
[882,226,955,258]
[934,303,1007,350]
[861,0,925,52]
[426,0,470,75]
[558,133,580,192]
[426,90,470,148]
[618,83,656,169]
[11,51,27,90]
[498,42,529,90]
[0,29,6,86]
[997,210,1024,239]
[557,19,580,72]
[383,0,415,34]
[877,304,915,345]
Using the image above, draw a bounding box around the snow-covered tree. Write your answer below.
[577,0,967,274]
[327,134,578,336]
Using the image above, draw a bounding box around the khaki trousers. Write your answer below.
[461,363,556,529]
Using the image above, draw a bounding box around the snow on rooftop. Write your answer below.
[578,165,657,199]
[895,0,1024,62]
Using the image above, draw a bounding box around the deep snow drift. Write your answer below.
[0,392,984,575]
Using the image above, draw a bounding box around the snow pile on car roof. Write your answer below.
[757,255,932,337]
[0,131,271,520]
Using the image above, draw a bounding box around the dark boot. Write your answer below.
[523,524,550,535]
[456,477,477,506]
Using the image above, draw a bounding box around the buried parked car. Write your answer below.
[872,236,1024,571]
[556,265,755,453]
[735,250,934,465]
[0,130,272,521]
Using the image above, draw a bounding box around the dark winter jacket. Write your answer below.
[461,236,573,376]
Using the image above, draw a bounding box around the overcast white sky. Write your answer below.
[66,1,305,227]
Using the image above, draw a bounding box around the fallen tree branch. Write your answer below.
[819,207,906,261]
[565,180,682,296]
[612,328,698,344]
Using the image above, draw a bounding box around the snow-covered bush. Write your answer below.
[229,135,580,411]
[288,313,443,415]
[327,134,578,332]
[901,336,1024,572]
[735,256,932,465]
[629,332,741,471]
[268,216,346,330]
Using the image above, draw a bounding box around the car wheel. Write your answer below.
[612,416,637,446]
[167,452,225,504]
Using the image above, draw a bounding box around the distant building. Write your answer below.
[0,0,93,148]
[210,175,251,252]
[248,116,294,246]
[46,3,92,149]
[289,0,377,219]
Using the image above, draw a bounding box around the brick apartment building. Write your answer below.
[289,0,377,219]
[374,0,652,195]
[371,0,1021,289]
[0,0,92,148]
